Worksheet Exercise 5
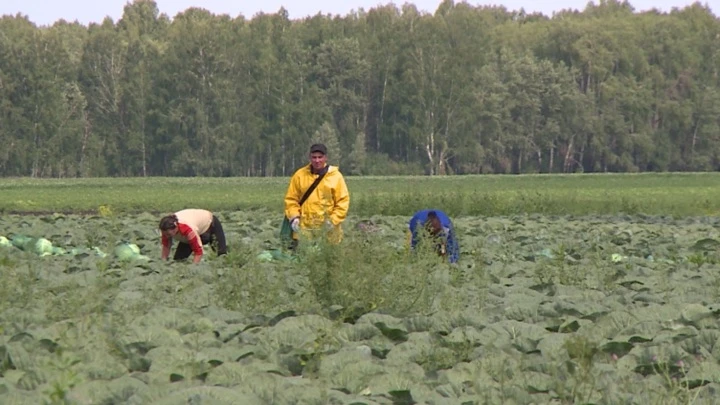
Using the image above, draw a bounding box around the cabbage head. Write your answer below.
[256,250,274,262]
[128,243,141,255]
[114,243,149,261]
[34,238,55,256]
[114,244,139,261]
[11,235,33,250]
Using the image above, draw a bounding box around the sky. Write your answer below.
[0,0,715,26]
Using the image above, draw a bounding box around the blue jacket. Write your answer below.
[408,209,460,263]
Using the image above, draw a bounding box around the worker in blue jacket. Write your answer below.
[408,209,460,263]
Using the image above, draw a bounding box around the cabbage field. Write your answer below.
[2,209,720,404]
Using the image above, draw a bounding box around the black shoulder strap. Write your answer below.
[299,168,328,207]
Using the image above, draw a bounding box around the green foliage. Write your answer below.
[1,3,719,177]
[43,352,83,405]
[216,231,443,317]
[347,131,368,175]
[533,243,588,286]
[3,191,720,403]
[298,233,440,316]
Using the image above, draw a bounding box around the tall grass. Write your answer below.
[215,229,474,318]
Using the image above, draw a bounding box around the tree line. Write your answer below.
[0,0,718,177]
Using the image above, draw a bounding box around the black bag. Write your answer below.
[280,170,327,244]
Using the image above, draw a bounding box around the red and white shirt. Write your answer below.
[161,209,213,256]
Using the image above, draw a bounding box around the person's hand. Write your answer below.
[290,217,300,232]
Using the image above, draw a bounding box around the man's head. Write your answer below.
[424,211,443,236]
[424,211,446,257]
[309,143,328,172]
[159,214,179,238]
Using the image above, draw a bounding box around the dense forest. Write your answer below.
[0,0,718,177]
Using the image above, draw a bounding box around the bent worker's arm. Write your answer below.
[446,229,460,264]
[188,234,203,264]
[405,216,419,257]
[407,217,420,250]
[330,176,350,225]
[161,235,171,260]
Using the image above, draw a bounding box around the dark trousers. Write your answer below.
[173,215,227,260]
[288,239,299,251]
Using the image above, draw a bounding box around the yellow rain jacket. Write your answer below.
[284,165,350,242]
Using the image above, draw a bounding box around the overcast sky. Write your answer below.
[0,0,715,26]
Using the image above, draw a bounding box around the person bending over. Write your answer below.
[408,209,459,264]
[159,209,227,263]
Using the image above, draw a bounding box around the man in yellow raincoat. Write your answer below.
[284,143,350,249]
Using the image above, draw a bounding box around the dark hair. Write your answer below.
[424,211,442,235]
[159,214,179,230]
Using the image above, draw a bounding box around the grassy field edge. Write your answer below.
[1,172,719,217]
